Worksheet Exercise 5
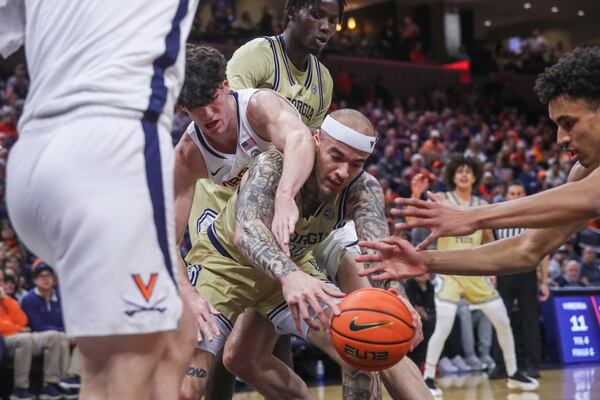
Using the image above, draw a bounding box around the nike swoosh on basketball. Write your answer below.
[349,317,393,332]
[210,166,224,176]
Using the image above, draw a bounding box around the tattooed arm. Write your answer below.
[346,172,407,298]
[233,150,343,332]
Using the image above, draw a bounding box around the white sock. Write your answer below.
[479,298,517,376]
[424,299,458,380]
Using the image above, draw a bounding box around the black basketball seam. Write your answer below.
[337,308,415,331]
[330,325,413,345]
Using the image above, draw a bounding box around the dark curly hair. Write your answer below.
[444,154,484,190]
[534,47,600,108]
[178,44,227,109]
[284,0,346,28]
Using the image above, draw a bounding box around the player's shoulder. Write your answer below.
[255,149,284,166]
[314,57,333,82]
[348,171,383,195]
[235,37,274,54]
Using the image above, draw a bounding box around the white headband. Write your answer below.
[321,115,376,153]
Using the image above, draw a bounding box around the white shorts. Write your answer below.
[6,111,182,337]
[313,221,360,284]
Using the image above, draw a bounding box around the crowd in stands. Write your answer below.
[1,42,600,394]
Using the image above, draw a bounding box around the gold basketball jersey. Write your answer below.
[436,192,483,251]
[227,36,333,127]
[203,168,362,265]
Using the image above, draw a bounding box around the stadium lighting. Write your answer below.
[347,17,357,30]
[523,3,532,9]
[551,6,559,13]
[577,10,585,17]
[484,20,492,27]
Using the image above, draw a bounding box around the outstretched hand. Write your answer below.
[356,237,428,280]
[280,270,345,334]
[392,192,476,249]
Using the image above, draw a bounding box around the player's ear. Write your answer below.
[313,128,322,144]
[222,79,230,92]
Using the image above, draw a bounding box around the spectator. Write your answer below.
[257,5,274,36]
[5,63,30,101]
[410,42,428,64]
[548,246,569,279]
[0,106,18,142]
[0,268,66,400]
[579,245,600,286]
[3,270,27,302]
[554,260,586,287]
[20,261,81,396]
[419,129,445,164]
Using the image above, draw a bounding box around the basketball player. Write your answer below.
[356,47,600,280]
[186,110,426,399]
[175,49,428,397]
[173,44,317,398]
[405,156,538,396]
[223,4,430,396]
[2,1,198,399]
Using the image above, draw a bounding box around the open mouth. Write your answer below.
[316,37,328,47]
[205,120,219,130]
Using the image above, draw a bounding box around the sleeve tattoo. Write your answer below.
[234,151,300,279]
[347,173,407,297]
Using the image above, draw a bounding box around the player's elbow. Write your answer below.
[517,239,546,271]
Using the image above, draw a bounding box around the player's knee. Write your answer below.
[222,344,255,377]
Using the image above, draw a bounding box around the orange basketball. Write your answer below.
[330,288,414,371]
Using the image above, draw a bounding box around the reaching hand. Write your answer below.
[188,292,222,343]
[272,192,299,256]
[280,270,345,334]
[356,237,428,280]
[410,173,429,197]
[392,193,476,249]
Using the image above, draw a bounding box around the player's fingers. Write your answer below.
[369,271,394,281]
[307,295,328,331]
[198,321,214,342]
[416,233,436,250]
[394,197,430,208]
[354,253,383,263]
[357,240,391,253]
[299,297,318,331]
[289,301,302,335]
[393,219,428,231]
[391,207,432,219]
[209,304,221,315]
[357,263,385,277]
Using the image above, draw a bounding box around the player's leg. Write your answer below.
[179,348,217,400]
[422,276,461,381]
[6,117,186,399]
[151,299,196,400]
[204,349,236,400]
[223,310,312,400]
[468,278,538,391]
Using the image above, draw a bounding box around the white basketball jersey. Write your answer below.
[14,0,199,133]
[185,89,278,188]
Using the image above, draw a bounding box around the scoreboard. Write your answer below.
[551,290,600,364]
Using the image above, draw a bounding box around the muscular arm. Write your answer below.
[347,173,406,296]
[233,151,300,279]
[423,165,593,275]
[247,90,315,204]
[173,131,208,244]
[465,164,600,231]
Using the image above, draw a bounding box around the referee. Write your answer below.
[495,180,550,379]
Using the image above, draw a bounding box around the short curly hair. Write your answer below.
[178,44,227,109]
[534,47,600,108]
[284,0,346,28]
[444,154,484,190]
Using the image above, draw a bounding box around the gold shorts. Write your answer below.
[187,179,234,245]
[186,230,327,325]
[435,275,499,304]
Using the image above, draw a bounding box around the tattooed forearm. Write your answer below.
[347,174,389,244]
[235,151,283,225]
[237,222,300,279]
[234,150,300,279]
[347,174,396,290]
[342,370,382,400]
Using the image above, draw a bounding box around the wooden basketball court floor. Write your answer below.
[232,364,600,399]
